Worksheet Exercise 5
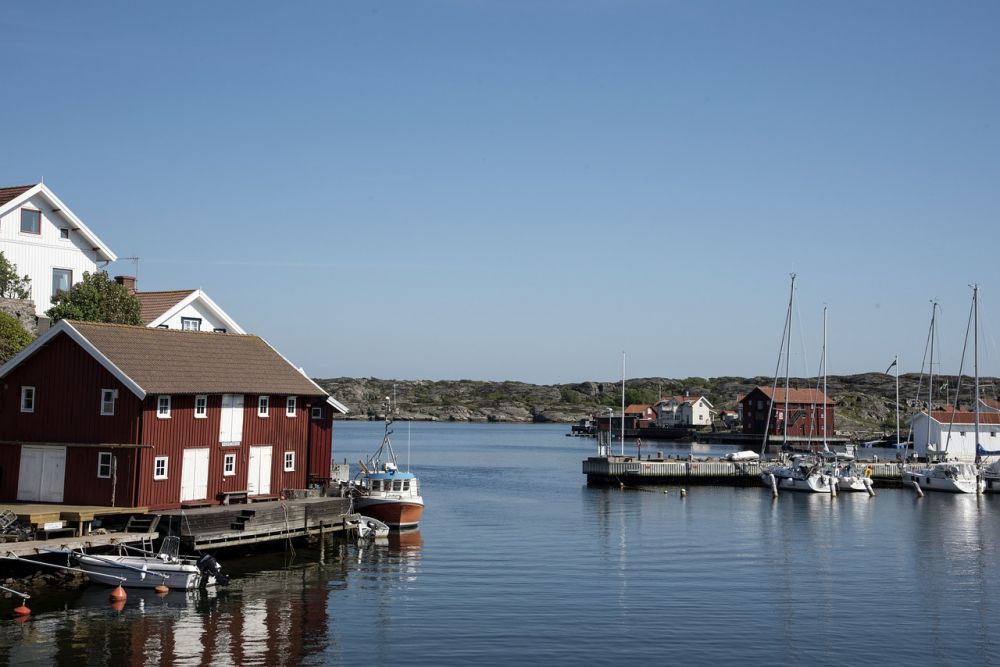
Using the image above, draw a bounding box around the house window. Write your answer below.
[223,453,236,476]
[60,228,70,240]
[20,209,41,234]
[20,386,35,413]
[157,395,171,418]
[258,396,270,417]
[195,395,208,418]
[181,317,202,331]
[311,406,323,419]
[286,396,297,417]
[97,452,112,478]
[101,389,116,416]
[52,268,72,296]
[153,456,168,480]
[284,451,295,471]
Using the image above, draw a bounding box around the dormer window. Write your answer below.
[181,317,201,331]
[20,209,40,234]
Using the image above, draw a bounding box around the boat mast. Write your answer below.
[783,274,795,447]
[894,353,900,447]
[974,284,981,463]
[822,305,828,452]
[927,301,937,460]
[621,350,626,457]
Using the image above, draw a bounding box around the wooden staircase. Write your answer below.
[124,514,161,534]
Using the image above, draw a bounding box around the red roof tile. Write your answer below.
[134,290,196,324]
[929,410,1000,425]
[0,184,36,207]
[755,387,834,405]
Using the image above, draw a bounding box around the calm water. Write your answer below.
[2,422,1000,665]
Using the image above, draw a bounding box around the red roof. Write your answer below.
[753,386,834,405]
[928,410,1000,425]
[134,290,196,324]
[0,184,35,207]
[982,398,1000,410]
[624,404,652,414]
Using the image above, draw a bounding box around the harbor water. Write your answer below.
[2,422,999,665]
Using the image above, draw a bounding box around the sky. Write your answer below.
[2,1,999,384]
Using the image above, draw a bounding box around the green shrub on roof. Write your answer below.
[46,270,143,326]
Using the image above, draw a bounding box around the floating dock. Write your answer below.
[582,456,905,487]
[153,496,354,550]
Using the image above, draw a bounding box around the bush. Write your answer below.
[0,312,34,362]
[0,252,31,299]
[46,271,143,325]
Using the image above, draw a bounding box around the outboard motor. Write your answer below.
[196,554,230,586]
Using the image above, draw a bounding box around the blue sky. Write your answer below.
[3,1,999,384]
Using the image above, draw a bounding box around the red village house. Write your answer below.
[740,386,835,441]
[0,320,348,510]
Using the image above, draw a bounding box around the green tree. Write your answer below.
[0,311,34,362]
[0,251,31,299]
[46,271,143,325]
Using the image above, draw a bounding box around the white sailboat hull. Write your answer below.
[901,464,979,494]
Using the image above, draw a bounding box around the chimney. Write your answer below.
[114,275,137,293]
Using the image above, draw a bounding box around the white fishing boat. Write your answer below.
[352,398,425,530]
[71,536,229,590]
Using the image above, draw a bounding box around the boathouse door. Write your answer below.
[17,445,66,502]
[180,448,210,502]
[247,446,272,496]
[219,394,245,446]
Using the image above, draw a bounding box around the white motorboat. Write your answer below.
[72,536,228,590]
[902,462,980,494]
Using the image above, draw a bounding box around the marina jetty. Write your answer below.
[582,454,905,488]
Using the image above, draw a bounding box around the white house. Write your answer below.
[116,276,245,334]
[0,183,116,319]
[654,395,714,427]
[909,410,1000,461]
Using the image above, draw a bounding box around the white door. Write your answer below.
[180,448,210,501]
[247,446,272,496]
[219,394,245,445]
[17,446,66,502]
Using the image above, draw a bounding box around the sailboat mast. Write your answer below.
[974,285,981,462]
[928,301,937,459]
[895,354,900,447]
[783,274,795,446]
[822,305,828,451]
[621,351,626,457]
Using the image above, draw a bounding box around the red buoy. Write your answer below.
[110,585,127,602]
[12,601,30,617]
[110,599,126,613]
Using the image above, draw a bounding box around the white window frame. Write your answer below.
[157,395,171,418]
[195,395,208,418]
[181,317,202,331]
[97,451,113,479]
[284,451,295,472]
[223,453,236,476]
[258,396,270,417]
[20,386,35,413]
[311,406,322,420]
[59,227,70,240]
[286,396,297,417]
[101,388,116,416]
[153,456,168,480]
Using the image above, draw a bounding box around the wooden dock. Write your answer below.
[154,496,354,550]
[582,456,906,487]
[0,532,153,558]
[0,503,150,537]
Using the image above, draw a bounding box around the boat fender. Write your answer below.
[864,467,873,478]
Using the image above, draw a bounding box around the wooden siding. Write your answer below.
[0,444,21,499]
[740,388,835,437]
[307,403,333,483]
[61,447,140,507]
[0,192,102,316]
[0,332,140,444]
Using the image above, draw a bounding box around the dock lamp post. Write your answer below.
[607,407,614,454]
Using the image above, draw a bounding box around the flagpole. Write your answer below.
[895,354,900,447]
[621,351,626,457]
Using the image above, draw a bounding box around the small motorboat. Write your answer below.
[71,536,229,590]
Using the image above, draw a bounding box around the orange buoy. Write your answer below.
[12,600,30,617]
[154,584,169,595]
[110,599,126,613]
[110,585,127,602]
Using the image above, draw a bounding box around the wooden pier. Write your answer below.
[154,496,354,550]
[0,532,153,558]
[583,456,906,487]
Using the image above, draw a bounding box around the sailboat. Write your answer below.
[760,275,832,494]
[351,397,425,529]
[901,290,982,494]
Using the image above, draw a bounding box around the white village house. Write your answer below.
[909,409,1000,461]
[654,395,714,428]
[117,276,245,334]
[0,183,115,323]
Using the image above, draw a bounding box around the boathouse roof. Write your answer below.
[751,386,834,405]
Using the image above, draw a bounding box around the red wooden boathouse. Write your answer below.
[740,386,835,440]
[0,321,348,510]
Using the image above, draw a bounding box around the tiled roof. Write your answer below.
[69,321,326,396]
[0,184,36,207]
[982,398,1000,410]
[134,290,195,324]
[624,404,652,414]
[928,410,1000,425]
[755,387,834,405]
